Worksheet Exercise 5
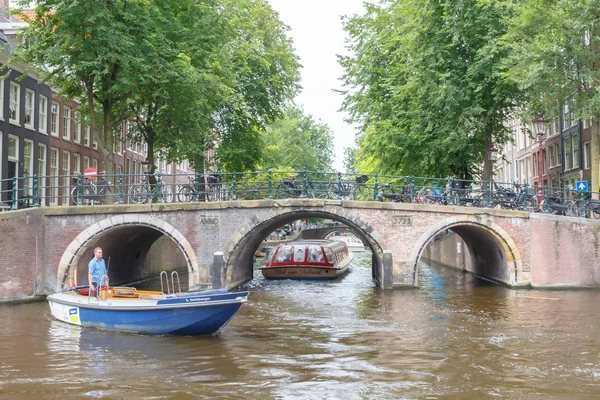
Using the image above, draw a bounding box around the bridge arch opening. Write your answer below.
[410,218,524,287]
[56,216,200,292]
[225,210,385,288]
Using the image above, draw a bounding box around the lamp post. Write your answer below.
[141,160,153,176]
[532,112,548,203]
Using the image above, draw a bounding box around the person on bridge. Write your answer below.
[88,247,107,295]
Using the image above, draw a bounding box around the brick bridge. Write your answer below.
[2,198,600,301]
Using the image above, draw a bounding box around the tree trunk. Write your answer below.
[591,119,600,198]
[102,101,114,176]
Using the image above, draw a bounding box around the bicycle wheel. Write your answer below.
[161,185,174,203]
[522,197,538,212]
[177,185,194,202]
[129,184,151,204]
[71,184,97,205]
[353,183,371,201]
[275,183,291,199]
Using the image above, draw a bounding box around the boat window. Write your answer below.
[274,245,293,262]
[308,245,325,263]
[293,245,306,262]
[324,248,334,263]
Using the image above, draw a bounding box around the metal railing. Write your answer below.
[1,170,599,219]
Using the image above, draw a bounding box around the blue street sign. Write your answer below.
[576,180,588,192]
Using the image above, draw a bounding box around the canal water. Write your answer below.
[1,252,600,399]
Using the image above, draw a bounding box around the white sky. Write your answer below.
[268,0,366,172]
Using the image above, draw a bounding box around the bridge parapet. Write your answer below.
[1,199,600,302]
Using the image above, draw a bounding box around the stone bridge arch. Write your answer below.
[55,214,200,291]
[222,207,386,288]
[407,215,525,287]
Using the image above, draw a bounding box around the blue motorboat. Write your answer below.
[47,286,248,335]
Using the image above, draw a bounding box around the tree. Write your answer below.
[213,0,301,172]
[14,0,301,176]
[500,0,600,192]
[260,106,334,171]
[14,0,165,176]
[339,0,521,180]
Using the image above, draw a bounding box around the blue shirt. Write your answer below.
[88,257,107,285]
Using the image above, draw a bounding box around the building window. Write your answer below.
[39,95,48,134]
[9,82,20,124]
[116,134,123,155]
[564,136,572,170]
[73,153,81,175]
[549,146,555,167]
[50,102,59,137]
[38,143,47,204]
[23,139,34,195]
[83,156,90,170]
[556,144,562,167]
[50,147,59,205]
[62,150,71,201]
[93,137,98,150]
[24,89,35,129]
[583,141,591,170]
[92,158,98,171]
[62,106,71,141]
[84,126,90,147]
[533,157,538,178]
[8,134,18,160]
[542,149,547,175]
[74,111,81,143]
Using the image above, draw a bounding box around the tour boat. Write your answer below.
[47,284,248,336]
[260,240,353,280]
[328,234,366,253]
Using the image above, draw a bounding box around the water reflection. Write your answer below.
[1,252,600,398]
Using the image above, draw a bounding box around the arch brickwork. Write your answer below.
[55,214,199,291]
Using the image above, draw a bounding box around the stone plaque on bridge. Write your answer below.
[199,215,219,225]
[393,216,413,226]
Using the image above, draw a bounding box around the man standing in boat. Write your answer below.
[88,247,107,295]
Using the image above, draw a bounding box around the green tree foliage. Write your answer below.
[14,0,300,174]
[500,0,600,191]
[260,106,334,171]
[14,0,164,175]
[339,0,520,180]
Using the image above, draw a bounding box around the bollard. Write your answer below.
[211,252,225,289]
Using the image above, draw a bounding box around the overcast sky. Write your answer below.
[267,0,366,171]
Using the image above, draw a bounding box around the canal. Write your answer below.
[1,252,599,398]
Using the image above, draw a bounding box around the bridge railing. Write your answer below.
[1,170,599,219]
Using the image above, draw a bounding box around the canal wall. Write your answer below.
[0,208,46,301]
[421,232,472,272]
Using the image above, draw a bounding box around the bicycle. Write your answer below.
[327,175,370,200]
[71,170,120,205]
[275,175,327,199]
[129,174,174,204]
[177,174,224,202]
[377,181,413,203]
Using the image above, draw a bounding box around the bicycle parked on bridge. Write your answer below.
[177,174,224,202]
[71,168,121,205]
[129,173,174,204]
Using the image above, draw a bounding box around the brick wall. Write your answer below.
[2,201,600,301]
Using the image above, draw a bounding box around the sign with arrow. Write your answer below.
[576,180,588,192]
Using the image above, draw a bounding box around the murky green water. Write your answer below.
[1,252,599,399]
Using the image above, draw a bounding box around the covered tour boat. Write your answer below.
[47,273,248,335]
[328,234,366,253]
[260,240,353,280]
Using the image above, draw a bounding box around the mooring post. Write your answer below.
[382,250,393,290]
[211,251,225,289]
